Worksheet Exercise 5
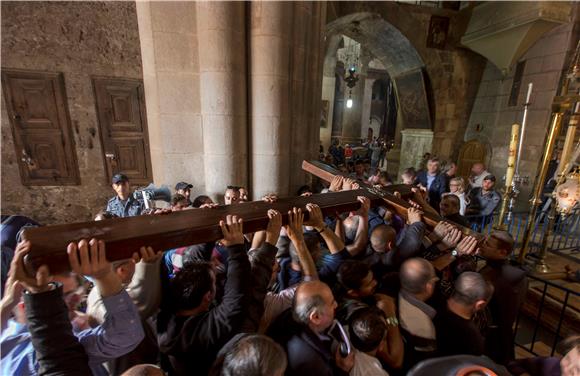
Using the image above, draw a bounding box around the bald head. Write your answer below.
[370,224,397,252]
[400,258,436,296]
[471,163,485,175]
[294,281,336,331]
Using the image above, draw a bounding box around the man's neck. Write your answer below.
[447,298,472,320]
[428,171,437,176]
[118,194,129,201]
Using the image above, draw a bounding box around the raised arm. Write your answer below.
[286,207,318,280]
[304,203,345,254]
[11,241,92,376]
[345,196,370,257]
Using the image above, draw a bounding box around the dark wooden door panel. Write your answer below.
[93,77,152,186]
[2,69,80,186]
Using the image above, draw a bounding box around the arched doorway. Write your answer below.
[457,139,490,180]
[320,12,432,177]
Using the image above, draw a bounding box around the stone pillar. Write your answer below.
[249,2,292,199]
[360,77,376,139]
[197,2,248,200]
[250,2,325,198]
[398,128,434,179]
[136,2,204,193]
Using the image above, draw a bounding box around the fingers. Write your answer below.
[67,242,80,273]
[89,238,99,267]
[78,239,90,271]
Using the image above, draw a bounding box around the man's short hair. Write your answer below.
[400,258,435,295]
[192,195,211,208]
[337,260,371,290]
[221,334,287,376]
[297,185,312,196]
[171,193,188,206]
[354,159,364,166]
[452,272,494,306]
[370,224,397,251]
[288,232,319,265]
[442,193,460,206]
[349,307,387,353]
[170,261,214,311]
[490,230,514,252]
[428,157,440,163]
[226,185,240,191]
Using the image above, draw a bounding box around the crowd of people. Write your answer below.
[0,158,578,376]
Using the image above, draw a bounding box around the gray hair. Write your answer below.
[221,335,287,376]
[293,293,326,325]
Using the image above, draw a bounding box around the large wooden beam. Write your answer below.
[22,190,383,275]
[302,160,483,238]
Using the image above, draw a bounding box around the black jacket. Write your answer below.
[24,283,91,376]
[414,172,447,209]
[480,261,528,365]
[158,243,250,375]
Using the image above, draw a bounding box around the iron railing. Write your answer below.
[512,273,580,356]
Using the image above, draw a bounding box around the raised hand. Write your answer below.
[329,176,344,192]
[407,207,423,224]
[433,221,453,239]
[304,203,325,230]
[219,215,244,247]
[455,235,479,256]
[265,209,282,245]
[132,246,162,264]
[262,193,278,203]
[67,239,112,280]
[10,241,51,294]
[440,228,462,250]
[285,207,305,243]
[199,203,219,209]
[342,177,356,191]
[357,196,370,217]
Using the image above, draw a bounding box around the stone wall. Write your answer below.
[465,20,578,209]
[1,1,143,224]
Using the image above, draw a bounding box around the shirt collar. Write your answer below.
[400,290,436,319]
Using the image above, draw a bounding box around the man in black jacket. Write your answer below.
[285,280,354,376]
[414,157,447,210]
[158,215,251,375]
[478,231,528,365]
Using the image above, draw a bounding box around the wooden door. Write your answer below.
[93,77,152,186]
[457,139,487,180]
[2,69,80,186]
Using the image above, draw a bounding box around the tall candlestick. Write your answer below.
[515,83,533,176]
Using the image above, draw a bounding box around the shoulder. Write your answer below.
[107,196,118,204]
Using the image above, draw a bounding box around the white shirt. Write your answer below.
[471,170,490,188]
[455,192,467,215]
[350,350,389,376]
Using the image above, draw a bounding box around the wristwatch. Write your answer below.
[451,249,459,257]
[385,316,399,327]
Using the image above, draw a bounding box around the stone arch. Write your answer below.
[322,12,433,177]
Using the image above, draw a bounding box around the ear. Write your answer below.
[474,300,487,312]
[203,290,213,304]
[309,309,321,325]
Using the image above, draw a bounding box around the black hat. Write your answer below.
[112,174,129,184]
[175,182,193,191]
[483,174,496,182]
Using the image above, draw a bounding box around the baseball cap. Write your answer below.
[483,174,496,182]
[175,182,193,190]
[112,174,129,184]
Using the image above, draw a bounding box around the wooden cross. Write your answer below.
[22,160,479,274]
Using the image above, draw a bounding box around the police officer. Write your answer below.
[175,181,193,206]
[105,174,144,218]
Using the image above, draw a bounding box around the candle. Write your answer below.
[506,123,519,189]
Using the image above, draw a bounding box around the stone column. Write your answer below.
[197,2,248,200]
[249,2,293,199]
[136,2,204,193]
[398,128,434,178]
